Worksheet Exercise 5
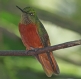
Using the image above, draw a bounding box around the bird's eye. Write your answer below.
[29,13,34,16]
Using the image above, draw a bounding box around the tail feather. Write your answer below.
[36,52,59,77]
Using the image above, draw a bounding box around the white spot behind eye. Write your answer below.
[30,13,34,16]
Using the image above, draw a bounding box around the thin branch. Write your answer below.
[0,40,81,56]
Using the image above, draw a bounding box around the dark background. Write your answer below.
[0,0,81,79]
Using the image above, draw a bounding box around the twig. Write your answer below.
[0,40,81,56]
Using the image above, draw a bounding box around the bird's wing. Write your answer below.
[36,21,59,76]
[36,21,50,47]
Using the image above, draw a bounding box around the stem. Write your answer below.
[0,40,81,56]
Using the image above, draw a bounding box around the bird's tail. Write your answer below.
[35,52,60,77]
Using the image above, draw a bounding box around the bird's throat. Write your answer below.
[20,14,32,25]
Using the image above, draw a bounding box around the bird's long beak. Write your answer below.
[16,6,25,13]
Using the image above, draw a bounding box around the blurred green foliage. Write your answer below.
[0,0,81,79]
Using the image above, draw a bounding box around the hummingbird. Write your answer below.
[16,6,59,77]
